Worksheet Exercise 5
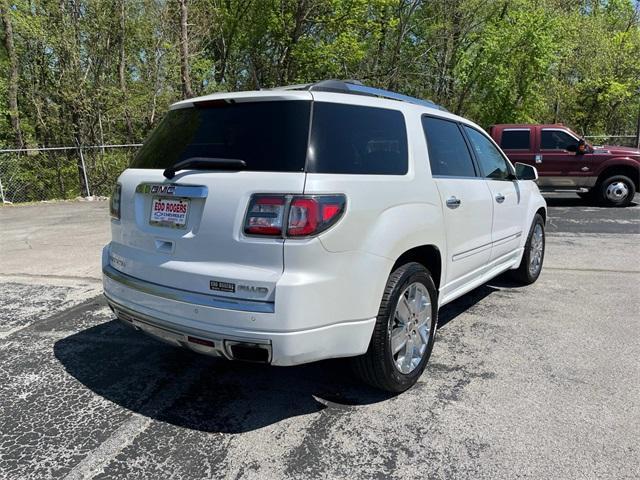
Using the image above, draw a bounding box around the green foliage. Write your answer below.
[0,0,638,201]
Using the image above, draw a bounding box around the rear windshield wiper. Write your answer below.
[163,157,247,179]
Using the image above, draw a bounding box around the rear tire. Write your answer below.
[577,191,593,201]
[510,213,545,285]
[597,175,635,207]
[352,262,438,393]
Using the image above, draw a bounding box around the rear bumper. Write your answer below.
[102,264,376,366]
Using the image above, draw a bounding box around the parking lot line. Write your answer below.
[63,364,205,480]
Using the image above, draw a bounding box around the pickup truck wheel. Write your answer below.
[510,213,545,285]
[597,175,635,207]
[352,262,438,393]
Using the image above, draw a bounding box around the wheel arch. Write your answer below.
[595,162,639,191]
[392,245,442,290]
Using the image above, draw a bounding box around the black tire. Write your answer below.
[510,213,545,285]
[577,191,593,201]
[352,262,438,393]
[596,175,636,207]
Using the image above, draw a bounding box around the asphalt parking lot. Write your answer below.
[1,195,639,480]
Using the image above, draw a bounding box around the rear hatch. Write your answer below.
[109,92,312,303]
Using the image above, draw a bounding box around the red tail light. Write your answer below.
[244,194,345,237]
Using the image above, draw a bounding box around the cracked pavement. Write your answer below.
[0,196,639,479]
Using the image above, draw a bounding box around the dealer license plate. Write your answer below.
[150,197,190,228]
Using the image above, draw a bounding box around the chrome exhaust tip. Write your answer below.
[225,341,272,364]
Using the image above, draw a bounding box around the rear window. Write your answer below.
[500,130,530,150]
[131,101,311,171]
[132,100,408,175]
[308,103,408,175]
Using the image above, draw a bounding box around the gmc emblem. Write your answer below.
[150,185,176,195]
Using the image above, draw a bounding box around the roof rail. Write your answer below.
[271,79,447,112]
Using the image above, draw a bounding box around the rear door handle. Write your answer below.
[446,196,461,209]
[495,194,505,203]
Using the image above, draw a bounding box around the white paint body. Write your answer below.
[102,89,546,365]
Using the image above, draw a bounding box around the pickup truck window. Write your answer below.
[541,129,577,150]
[422,116,476,178]
[500,129,530,150]
[464,126,511,180]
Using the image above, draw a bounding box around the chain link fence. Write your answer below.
[0,144,141,204]
[584,135,639,148]
[1,134,638,204]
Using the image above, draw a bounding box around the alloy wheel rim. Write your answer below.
[390,282,432,374]
[605,181,629,202]
[529,223,544,276]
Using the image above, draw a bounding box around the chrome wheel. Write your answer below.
[529,223,544,276]
[605,181,629,202]
[390,282,432,374]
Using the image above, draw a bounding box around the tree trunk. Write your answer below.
[1,2,24,148]
[178,0,193,99]
[119,0,134,141]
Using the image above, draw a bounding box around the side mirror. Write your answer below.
[515,162,538,181]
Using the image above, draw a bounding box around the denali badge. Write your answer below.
[238,284,269,296]
[210,281,235,293]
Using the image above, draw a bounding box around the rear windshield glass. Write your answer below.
[308,103,408,175]
[131,101,311,172]
[131,100,408,175]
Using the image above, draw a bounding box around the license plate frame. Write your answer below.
[149,196,191,229]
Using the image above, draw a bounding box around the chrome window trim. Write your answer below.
[103,264,275,313]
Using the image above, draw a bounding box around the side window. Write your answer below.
[463,126,512,181]
[422,116,476,177]
[500,129,530,150]
[308,103,408,175]
[541,130,577,150]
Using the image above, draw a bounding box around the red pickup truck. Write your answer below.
[490,124,639,207]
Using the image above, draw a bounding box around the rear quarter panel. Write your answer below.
[297,106,447,321]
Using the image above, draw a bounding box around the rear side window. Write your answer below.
[131,101,311,171]
[422,116,476,177]
[308,103,408,175]
[500,130,530,150]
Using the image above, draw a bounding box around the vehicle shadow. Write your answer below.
[54,277,510,434]
[54,320,393,434]
[544,195,638,207]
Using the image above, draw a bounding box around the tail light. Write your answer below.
[110,183,121,220]
[244,194,345,238]
[244,196,286,235]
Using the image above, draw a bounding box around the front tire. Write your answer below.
[352,262,438,393]
[597,175,635,207]
[511,213,545,285]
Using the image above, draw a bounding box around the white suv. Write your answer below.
[103,80,546,392]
